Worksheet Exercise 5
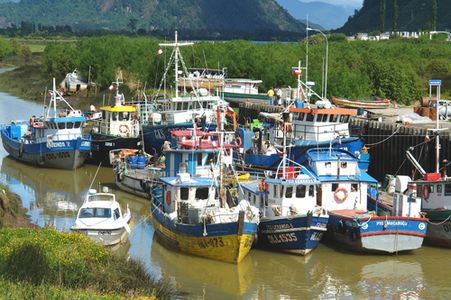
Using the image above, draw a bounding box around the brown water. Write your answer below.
[1,80,451,299]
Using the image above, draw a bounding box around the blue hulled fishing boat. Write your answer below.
[306,148,427,253]
[240,119,328,255]
[0,79,90,169]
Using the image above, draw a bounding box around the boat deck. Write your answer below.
[329,209,368,219]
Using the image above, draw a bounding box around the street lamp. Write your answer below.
[307,27,329,100]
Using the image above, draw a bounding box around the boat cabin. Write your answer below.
[306,148,376,212]
[97,104,139,138]
[224,79,262,95]
[158,174,221,224]
[77,189,123,221]
[240,169,319,219]
[288,107,356,142]
[153,94,220,125]
[414,174,451,210]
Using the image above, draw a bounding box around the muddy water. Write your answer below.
[1,79,450,299]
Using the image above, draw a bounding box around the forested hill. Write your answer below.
[0,0,305,38]
[339,0,451,34]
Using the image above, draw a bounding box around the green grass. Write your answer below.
[0,228,171,299]
[0,277,120,300]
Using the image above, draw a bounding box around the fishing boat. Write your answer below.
[112,111,238,198]
[130,31,223,157]
[150,106,259,264]
[237,63,369,173]
[240,152,328,255]
[71,187,131,246]
[306,148,427,253]
[86,79,141,166]
[0,79,91,169]
[399,79,451,248]
[331,96,391,109]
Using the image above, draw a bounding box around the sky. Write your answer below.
[300,0,363,8]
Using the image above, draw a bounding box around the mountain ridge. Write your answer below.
[0,0,306,37]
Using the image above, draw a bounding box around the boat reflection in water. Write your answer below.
[150,234,254,298]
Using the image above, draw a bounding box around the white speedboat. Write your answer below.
[71,188,131,246]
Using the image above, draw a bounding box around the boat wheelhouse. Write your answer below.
[0,79,91,169]
[87,80,141,166]
[306,148,426,253]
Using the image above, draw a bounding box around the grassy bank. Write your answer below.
[0,184,173,299]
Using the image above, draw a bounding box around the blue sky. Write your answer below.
[301,0,363,8]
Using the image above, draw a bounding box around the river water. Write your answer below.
[0,75,450,299]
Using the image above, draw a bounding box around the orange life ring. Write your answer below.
[235,136,242,147]
[166,191,171,205]
[119,125,129,134]
[422,185,429,201]
[258,179,269,192]
[334,187,348,203]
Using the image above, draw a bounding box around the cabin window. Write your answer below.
[66,122,74,129]
[102,111,106,120]
[330,114,338,122]
[296,185,306,198]
[79,208,111,218]
[343,115,350,122]
[320,114,328,122]
[437,184,442,194]
[298,113,305,121]
[74,122,81,128]
[309,185,314,197]
[285,186,293,198]
[351,183,359,192]
[306,114,314,122]
[119,112,130,121]
[112,112,118,121]
[44,121,50,128]
[197,154,203,166]
[341,162,348,168]
[58,122,66,129]
[279,186,284,198]
[444,184,451,196]
[180,187,189,200]
[253,195,257,204]
[325,162,332,168]
[195,187,209,200]
[113,208,120,220]
[332,183,339,192]
[417,185,423,197]
[273,185,277,197]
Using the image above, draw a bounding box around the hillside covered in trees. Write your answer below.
[340,0,451,34]
[0,0,305,39]
[34,35,450,105]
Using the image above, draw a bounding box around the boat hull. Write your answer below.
[72,227,129,246]
[327,212,427,253]
[114,172,153,199]
[423,210,451,248]
[88,133,141,166]
[151,202,257,264]
[1,131,90,170]
[331,96,391,109]
[257,214,328,255]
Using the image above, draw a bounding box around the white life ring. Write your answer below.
[119,125,129,134]
[334,187,348,203]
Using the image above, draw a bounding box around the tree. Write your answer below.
[379,0,386,33]
[392,0,398,32]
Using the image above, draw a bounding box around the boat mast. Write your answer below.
[159,31,194,99]
[430,80,442,173]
